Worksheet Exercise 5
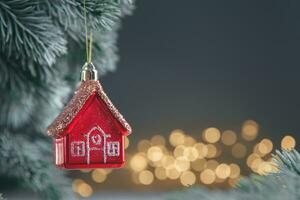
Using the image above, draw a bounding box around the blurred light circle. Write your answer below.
[183,146,199,161]
[138,170,154,185]
[147,146,164,162]
[162,155,175,169]
[166,167,181,179]
[206,160,219,170]
[281,135,296,150]
[194,143,208,158]
[231,143,247,158]
[173,145,186,158]
[180,171,196,186]
[130,153,148,172]
[258,139,273,155]
[250,158,263,172]
[72,179,84,192]
[221,130,237,146]
[154,167,167,180]
[242,120,259,141]
[184,136,196,146]
[258,162,274,175]
[169,129,185,147]
[206,144,217,158]
[229,163,240,179]
[247,153,260,167]
[191,159,207,172]
[137,140,151,153]
[200,169,216,184]
[91,169,107,183]
[215,163,231,179]
[77,182,93,197]
[151,135,166,146]
[175,156,190,172]
[202,127,221,143]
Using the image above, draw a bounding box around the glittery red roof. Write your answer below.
[47,80,132,138]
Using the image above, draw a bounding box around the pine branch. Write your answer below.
[0,132,76,200]
[0,1,135,199]
[0,0,66,66]
[40,0,80,30]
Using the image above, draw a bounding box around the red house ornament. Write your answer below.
[47,63,132,169]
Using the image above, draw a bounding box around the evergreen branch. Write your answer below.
[0,132,76,200]
[40,0,80,30]
[119,0,136,16]
[275,150,300,175]
[0,0,66,66]
[0,1,135,199]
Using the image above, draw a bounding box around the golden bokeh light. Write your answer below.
[154,167,167,180]
[166,167,181,179]
[147,146,164,162]
[151,135,166,146]
[174,145,186,158]
[200,169,216,184]
[231,143,247,158]
[77,182,93,197]
[124,136,130,149]
[162,155,175,169]
[247,153,260,167]
[175,156,190,172]
[250,157,263,171]
[194,143,208,158]
[281,135,296,150]
[257,139,273,155]
[169,129,185,147]
[229,163,240,179]
[183,146,199,161]
[72,121,296,190]
[138,170,154,185]
[257,161,274,175]
[184,136,196,146]
[91,169,107,183]
[215,163,231,179]
[203,127,221,143]
[130,153,148,172]
[191,159,207,172]
[72,179,84,192]
[221,130,237,146]
[206,144,217,158]
[137,140,151,153]
[242,120,259,141]
[206,160,219,170]
[180,171,196,186]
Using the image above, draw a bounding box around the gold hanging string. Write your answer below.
[88,32,93,63]
[84,0,93,63]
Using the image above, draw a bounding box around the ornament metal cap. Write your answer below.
[81,62,98,81]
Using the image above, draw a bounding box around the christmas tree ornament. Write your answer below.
[47,1,132,169]
[47,62,132,169]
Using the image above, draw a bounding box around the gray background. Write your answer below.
[102,0,300,147]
